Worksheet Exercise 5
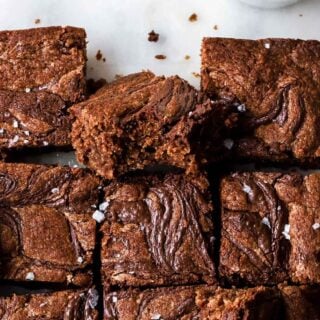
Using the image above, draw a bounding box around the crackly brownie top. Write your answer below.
[0,162,100,213]
[220,171,320,285]
[0,26,86,103]
[100,173,215,286]
[220,172,291,285]
[0,288,99,320]
[104,285,279,320]
[202,38,320,162]
[0,90,71,149]
[71,71,234,179]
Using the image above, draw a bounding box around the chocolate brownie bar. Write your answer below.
[0,288,98,319]
[100,173,215,287]
[0,163,100,286]
[220,172,320,285]
[0,26,87,153]
[279,285,320,320]
[201,38,320,164]
[71,71,237,180]
[104,285,281,319]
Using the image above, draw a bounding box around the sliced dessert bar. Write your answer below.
[100,173,215,287]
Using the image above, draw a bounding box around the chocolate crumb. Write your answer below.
[184,55,191,60]
[87,78,108,95]
[192,72,201,78]
[96,50,103,61]
[299,14,303,17]
[155,54,166,60]
[189,13,198,22]
[213,24,219,30]
[102,58,106,62]
[34,18,41,24]
[148,30,159,42]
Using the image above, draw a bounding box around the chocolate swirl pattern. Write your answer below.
[101,174,215,287]
[0,163,99,286]
[202,38,320,163]
[0,289,98,320]
[220,172,290,285]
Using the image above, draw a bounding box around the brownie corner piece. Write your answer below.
[201,37,320,165]
[219,172,290,285]
[0,163,100,286]
[100,173,215,287]
[0,288,99,319]
[71,71,237,179]
[104,285,281,320]
[0,26,87,104]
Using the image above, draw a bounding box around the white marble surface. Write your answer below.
[0,0,319,165]
[0,0,319,89]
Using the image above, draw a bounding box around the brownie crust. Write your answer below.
[100,173,215,287]
[0,288,98,320]
[104,285,280,320]
[201,37,320,165]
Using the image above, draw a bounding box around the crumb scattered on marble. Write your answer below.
[299,13,303,17]
[155,54,166,60]
[184,55,191,60]
[102,57,106,62]
[189,13,198,22]
[213,24,219,30]
[96,50,103,61]
[148,30,159,42]
[34,18,41,24]
[192,72,200,78]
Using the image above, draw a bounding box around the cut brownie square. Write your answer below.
[275,173,320,284]
[0,288,98,319]
[220,172,320,285]
[104,285,281,319]
[279,285,320,320]
[202,38,320,165]
[220,172,290,285]
[0,163,100,286]
[71,71,237,180]
[100,173,215,287]
[0,26,87,153]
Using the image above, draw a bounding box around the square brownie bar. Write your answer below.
[220,172,320,285]
[0,288,98,319]
[0,163,100,286]
[71,71,237,180]
[0,26,87,153]
[104,285,281,319]
[100,173,215,287]
[201,38,320,165]
[279,285,320,320]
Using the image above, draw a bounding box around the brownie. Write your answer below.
[100,173,215,287]
[0,26,86,153]
[220,172,320,285]
[0,163,100,286]
[71,71,237,180]
[0,288,98,319]
[104,285,281,319]
[201,38,320,165]
[279,285,320,320]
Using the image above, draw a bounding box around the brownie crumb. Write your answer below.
[87,78,108,95]
[34,18,41,24]
[155,54,166,60]
[192,72,200,78]
[96,50,103,61]
[189,13,198,22]
[102,58,106,62]
[299,14,303,17]
[185,55,191,60]
[148,30,159,42]
[213,24,219,30]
